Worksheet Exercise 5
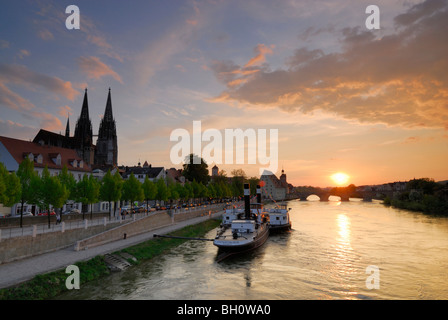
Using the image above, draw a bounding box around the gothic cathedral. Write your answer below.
[33,88,118,169]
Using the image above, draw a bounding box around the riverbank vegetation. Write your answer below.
[0,219,221,300]
[384,178,448,216]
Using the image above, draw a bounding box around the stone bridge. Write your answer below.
[287,189,396,201]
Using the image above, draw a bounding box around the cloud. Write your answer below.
[58,105,73,117]
[209,44,274,89]
[0,82,35,111]
[30,111,63,131]
[0,39,10,49]
[0,63,79,102]
[17,49,31,59]
[209,0,448,129]
[37,29,54,41]
[244,44,274,68]
[0,119,38,140]
[77,56,123,83]
[33,1,123,62]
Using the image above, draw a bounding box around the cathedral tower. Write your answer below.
[95,88,118,167]
[74,89,94,164]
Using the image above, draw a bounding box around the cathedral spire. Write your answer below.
[104,87,114,122]
[79,88,90,121]
[65,113,70,137]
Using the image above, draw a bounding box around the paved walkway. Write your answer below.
[0,211,223,289]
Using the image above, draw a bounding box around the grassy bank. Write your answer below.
[0,218,221,300]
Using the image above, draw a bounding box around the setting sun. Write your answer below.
[331,172,350,186]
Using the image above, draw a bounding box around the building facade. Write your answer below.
[260,170,289,201]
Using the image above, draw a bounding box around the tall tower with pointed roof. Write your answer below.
[95,88,118,166]
[65,114,70,138]
[74,89,94,165]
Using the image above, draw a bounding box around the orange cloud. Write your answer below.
[77,56,123,84]
[244,44,274,68]
[0,63,79,103]
[210,1,448,129]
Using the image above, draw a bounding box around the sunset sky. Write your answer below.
[0,0,447,187]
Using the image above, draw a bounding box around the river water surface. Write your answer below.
[58,200,448,300]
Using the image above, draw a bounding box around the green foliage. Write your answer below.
[182,153,210,185]
[406,178,438,195]
[155,178,168,203]
[142,177,157,202]
[0,165,21,207]
[122,173,144,211]
[0,163,6,204]
[57,165,76,201]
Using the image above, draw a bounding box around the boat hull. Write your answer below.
[214,224,270,257]
[269,222,292,233]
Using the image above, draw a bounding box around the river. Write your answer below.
[57,199,448,300]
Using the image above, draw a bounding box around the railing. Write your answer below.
[0,203,231,241]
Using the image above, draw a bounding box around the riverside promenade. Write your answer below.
[0,210,224,290]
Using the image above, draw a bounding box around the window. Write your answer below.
[36,154,43,164]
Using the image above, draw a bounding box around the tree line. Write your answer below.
[0,154,260,228]
[384,178,448,215]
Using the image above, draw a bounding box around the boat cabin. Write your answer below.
[231,220,256,233]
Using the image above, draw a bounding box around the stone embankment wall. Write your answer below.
[0,205,225,264]
[74,206,221,251]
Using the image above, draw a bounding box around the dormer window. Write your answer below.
[23,153,34,161]
[35,154,43,164]
[79,160,84,168]
[50,153,61,166]
[71,159,78,168]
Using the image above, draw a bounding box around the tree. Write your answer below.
[16,157,37,227]
[0,163,21,209]
[100,170,119,218]
[155,178,169,205]
[168,182,180,208]
[0,163,6,204]
[231,169,246,199]
[247,176,260,196]
[122,173,144,214]
[34,166,68,228]
[57,165,76,222]
[142,177,157,212]
[182,154,210,185]
[87,175,100,219]
[113,171,123,217]
[74,174,91,220]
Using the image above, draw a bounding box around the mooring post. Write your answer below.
[32,225,37,238]
[61,221,65,233]
[84,219,88,230]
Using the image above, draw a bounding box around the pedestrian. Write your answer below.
[56,211,61,224]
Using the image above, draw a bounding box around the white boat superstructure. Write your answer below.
[267,204,291,232]
[214,184,270,259]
